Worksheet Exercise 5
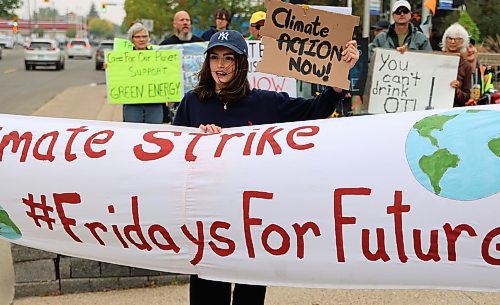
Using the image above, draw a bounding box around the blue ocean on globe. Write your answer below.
[406,109,500,200]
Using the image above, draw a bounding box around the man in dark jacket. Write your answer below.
[160,11,203,45]
[368,0,432,60]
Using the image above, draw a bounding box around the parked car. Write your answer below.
[66,38,92,59]
[95,40,114,70]
[24,39,65,71]
[0,35,15,49]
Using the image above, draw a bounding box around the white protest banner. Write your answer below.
[368,49,459,114]
[247,40,297,97]
[106,49,183,104]
[0,106,499,290]
[257,0,359,89]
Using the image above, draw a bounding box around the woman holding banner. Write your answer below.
[441,23,472,107]
[122,23,163,123]
[173,30,359,305]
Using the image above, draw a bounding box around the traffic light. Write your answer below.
[101,3,107,13]
[12,16,18,33]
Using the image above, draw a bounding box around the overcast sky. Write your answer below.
[16,0,126,25]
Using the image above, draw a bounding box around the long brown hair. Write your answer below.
[193,51,250,103]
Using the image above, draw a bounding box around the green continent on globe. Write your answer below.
[413,114,458,147]
[419,148,460,195]
[0,209,21,235]
[488,137,500,157]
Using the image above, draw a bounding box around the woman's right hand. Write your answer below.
[199,124,222,134]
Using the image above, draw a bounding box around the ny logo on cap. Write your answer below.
[218,32,229,41]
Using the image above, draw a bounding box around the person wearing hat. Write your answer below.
[368,0,432,60]
[173,30,359,305]
[248,11,266,40]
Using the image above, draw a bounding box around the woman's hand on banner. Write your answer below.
[342,40,359,69]
[199,124,222,134]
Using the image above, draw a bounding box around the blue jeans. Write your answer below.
[123,104,163,124]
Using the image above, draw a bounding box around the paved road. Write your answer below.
[0,46,105,115]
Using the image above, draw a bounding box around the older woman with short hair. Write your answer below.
[122,23,164,123]
[441,23,472,107]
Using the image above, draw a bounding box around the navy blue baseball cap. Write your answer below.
[206,30,248,57]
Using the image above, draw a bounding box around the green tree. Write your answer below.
[458,11,480,42]
[88,17,114,39]
[34,7,59,20]
[0,0,22,17]
[88,2,99,19]
[123,0,265,39]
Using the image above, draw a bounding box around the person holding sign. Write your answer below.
[369,0,432,60]
[441,23,472,107]
[122,23,163,124]
[173,30,358,305]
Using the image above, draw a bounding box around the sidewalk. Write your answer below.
[10,84,500,304]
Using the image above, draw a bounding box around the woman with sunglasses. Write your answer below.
[441,23,472,107]
[173,30,359,305]
[369,0,432,59]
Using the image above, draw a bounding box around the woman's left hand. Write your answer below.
[342,40,359,69]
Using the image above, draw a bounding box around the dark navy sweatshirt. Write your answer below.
[173,87,344,128]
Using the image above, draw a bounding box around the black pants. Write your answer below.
[190,275,266,305]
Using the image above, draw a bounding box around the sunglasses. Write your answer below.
[394,7,410,15]
[251,24,262,30]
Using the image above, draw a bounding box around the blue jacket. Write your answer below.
[173,87,344,128]
[201,27,218,41]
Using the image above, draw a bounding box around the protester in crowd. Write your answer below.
[369,0,432,59]
[247,11,266,40]
[173,30,359,305]
[371,19,390,39]
[201,8,231,41]
[122,23,163,124]
[160,10,204,45]
[367,19,390,57]
[441,23,472,107]
[465,37,497,105]
[160,10,204,123]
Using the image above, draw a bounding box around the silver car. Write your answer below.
[66,38,92,59]
[24,39,65,70]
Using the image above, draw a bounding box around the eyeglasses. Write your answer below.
[216,17,228,21]
[446,37,463,42]
[132,35,148,39]
[394,7,410,15]
[251,24,262,30]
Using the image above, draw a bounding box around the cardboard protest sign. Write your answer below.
[248,40,297,97]
[155,42,208,98]
[367,49,459,114]
[106,49,182,104]
[257,0,359,89]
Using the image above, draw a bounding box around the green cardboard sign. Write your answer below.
[113,38,133,51]
[106,50,183,104]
